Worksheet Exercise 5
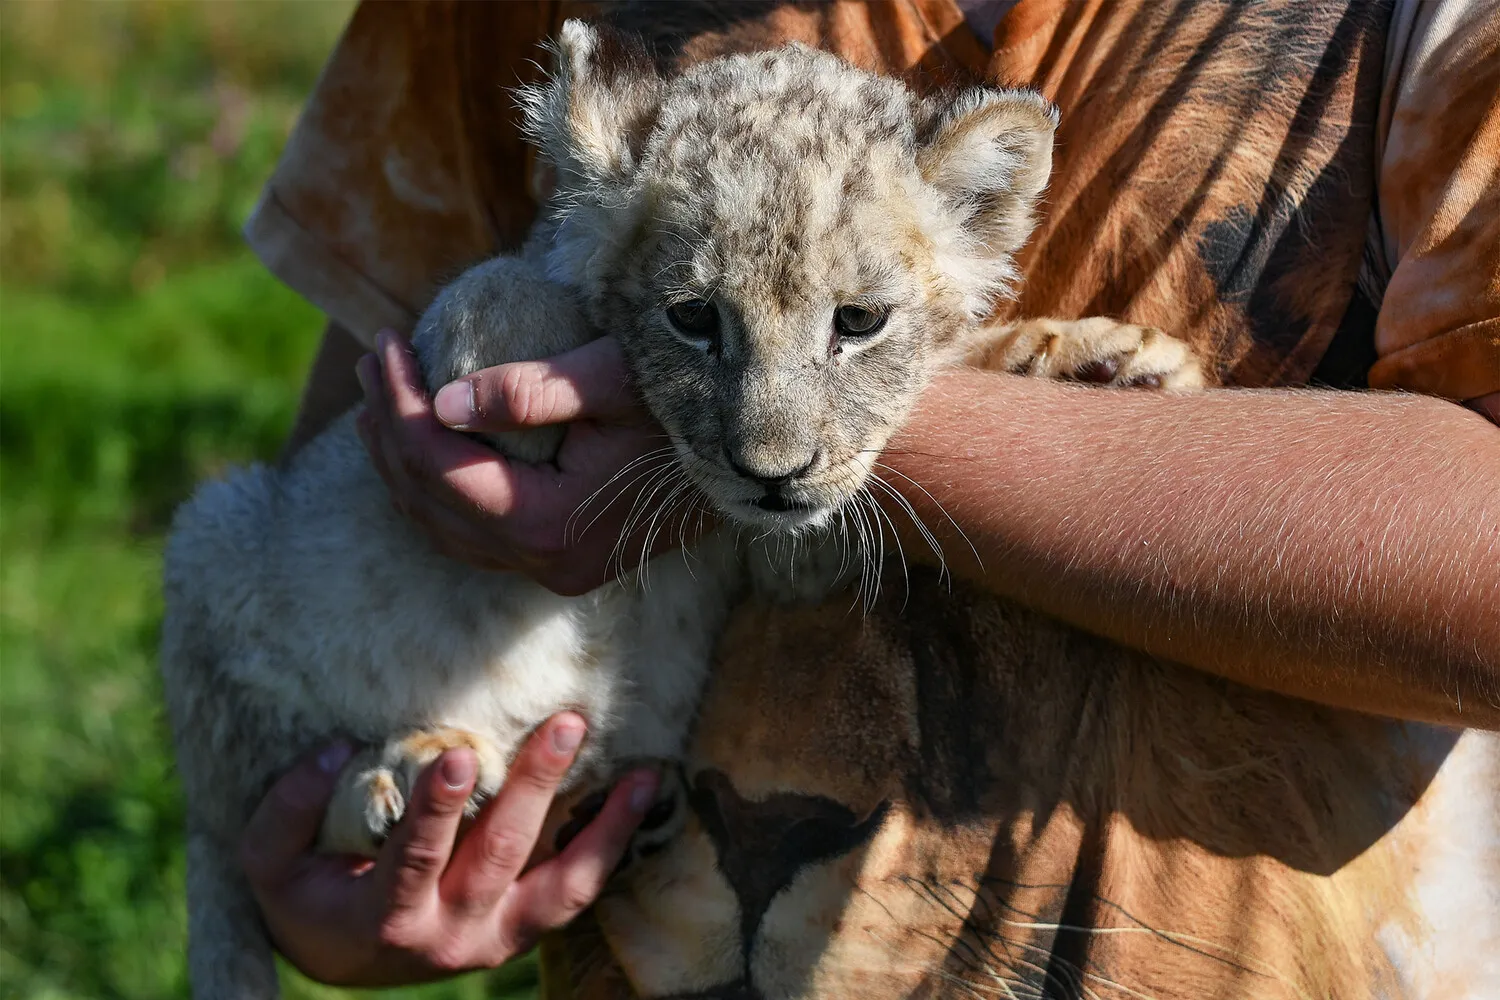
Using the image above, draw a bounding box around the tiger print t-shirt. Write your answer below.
[245,2,1500,998]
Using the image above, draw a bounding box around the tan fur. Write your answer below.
[550,575,1499,1000]
[159,25,1099,997]
[166,21,1486,1000]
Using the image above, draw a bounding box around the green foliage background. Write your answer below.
[0,3,533,997]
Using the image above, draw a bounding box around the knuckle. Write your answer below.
[555,871,605,918]
[498,366,536,425]
[374,914,423,952]
[422,935,474,974]
[397,838,450,879]
[474,828,533,877]
[495,922,539,961]
[516,751,570,793]
[441,881,485,914]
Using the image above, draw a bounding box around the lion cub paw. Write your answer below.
[318,727,505,857]
[553,762,688,874]
[981,316,1206,390]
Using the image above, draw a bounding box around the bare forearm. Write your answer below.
[882,371,1500,727]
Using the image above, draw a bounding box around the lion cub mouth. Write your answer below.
[754,492,809,513]
[670,444,830,531]
[727,487,838,532]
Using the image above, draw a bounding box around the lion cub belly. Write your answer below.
[163,418,632,837]
[290,580,616,746]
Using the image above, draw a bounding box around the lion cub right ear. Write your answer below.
[519,20,664,190]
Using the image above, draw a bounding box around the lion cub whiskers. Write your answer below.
[159,21,1198,999]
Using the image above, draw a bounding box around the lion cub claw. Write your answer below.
[319,727,505,856]
[979,316,1207,391]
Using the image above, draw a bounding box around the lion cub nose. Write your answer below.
[724,448,818,490]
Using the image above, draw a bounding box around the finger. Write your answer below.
[360,346,424,493]
[377,330,435,421]
[359,348,407,464]
[366,334,646,579]
[369,333,447,482]
[434,338,639,433]
[439,714,586,912]
[239,743,353,888]
[359,403,431,528]
[505,769,658,936]
[370,331,658,547]
[364,393,519,532]
[367,333,540,519]
[1469,390,1500,426]
[356,353,408,496]
[355,352,382,409]
[378,749,477,913]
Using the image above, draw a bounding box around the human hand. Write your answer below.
[356,331,710,595]
[1470,391,1500,426]
[239,714,659,987]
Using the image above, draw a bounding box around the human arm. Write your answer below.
[354,323,1498,727]
[239,713,659,987]
[878,372,1500,728]
[894,1,1500,728]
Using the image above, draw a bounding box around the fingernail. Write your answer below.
[317,742,353,775]
[441,750,477,789]
[628,772,660,814]
[355,356,378,400]
[552,718,586,755]
[434,380,474,428]
[375,329,394,356]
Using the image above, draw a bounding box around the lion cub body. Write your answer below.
[162,257,740,996]
[161,22,1205,999]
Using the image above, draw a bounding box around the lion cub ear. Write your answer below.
[520,19,663,188]
[917,88,1058,260]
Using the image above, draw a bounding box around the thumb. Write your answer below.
[239,743,352,888]
[433,337,639,432]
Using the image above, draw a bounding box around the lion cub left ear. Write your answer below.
[918,88,1058,260]
[519,20,664,189]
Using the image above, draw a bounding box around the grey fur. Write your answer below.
[160,22,1100,998]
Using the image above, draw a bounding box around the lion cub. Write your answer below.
[161,21,1201,999]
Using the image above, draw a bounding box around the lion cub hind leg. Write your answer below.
[975,316,1207,390]
[318,727,506,856]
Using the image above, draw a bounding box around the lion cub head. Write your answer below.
[523,21,1056,531]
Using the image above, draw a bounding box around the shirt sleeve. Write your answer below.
[1371,0,1500,402]
[243,0,564,347]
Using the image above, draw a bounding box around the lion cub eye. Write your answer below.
[666,299,721,344]
[834,304,889,339]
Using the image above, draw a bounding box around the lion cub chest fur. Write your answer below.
[164,395,732,819]
[161,21,1069,999]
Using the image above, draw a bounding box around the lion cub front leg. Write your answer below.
[318,727,506,856]
[972,316,1207,390]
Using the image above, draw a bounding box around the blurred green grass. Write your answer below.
[0,3,534,997]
